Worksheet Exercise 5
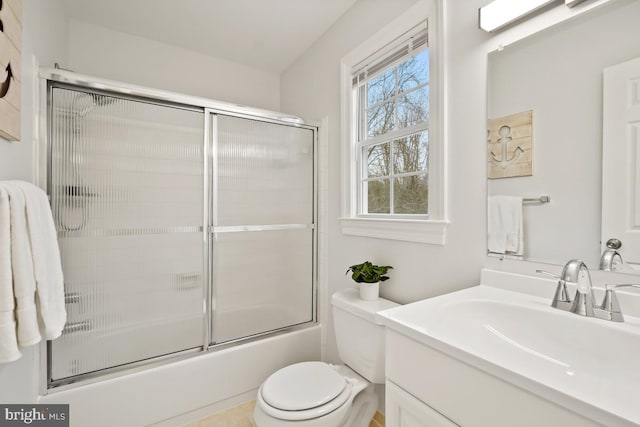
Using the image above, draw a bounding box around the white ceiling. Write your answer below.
[62,0,358,73]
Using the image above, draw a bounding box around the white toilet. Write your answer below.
[254,288,399,426]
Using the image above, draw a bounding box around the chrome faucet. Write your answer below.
[538,259,595,316]
[537,259,637,322]
[600,248,623,271]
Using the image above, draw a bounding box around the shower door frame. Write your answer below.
[38,69,318,393]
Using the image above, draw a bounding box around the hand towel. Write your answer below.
[15,181,66,340]
[2,183,41,346]
[488,195,523,256]
[0,186,21,362]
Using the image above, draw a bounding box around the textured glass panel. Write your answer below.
[393,132,428,174]
[49,88,205,380]
[213,115,315,344]
[366,179,390,214]
[398,86,429,129]
[367,101,396,138]
[212,229,313,344]
[367,68,395,107]
[366,143,391,178]
[394,174,428,214]
[398,49,429,93]
[217,116,314,226]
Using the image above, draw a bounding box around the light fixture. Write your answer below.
[479,0,559,32]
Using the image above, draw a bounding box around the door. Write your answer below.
[602,56,640,264]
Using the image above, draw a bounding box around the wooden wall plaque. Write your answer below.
[487,110,533,179]
[0,0,22,141]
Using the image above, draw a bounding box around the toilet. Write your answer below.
[254,288,399,426]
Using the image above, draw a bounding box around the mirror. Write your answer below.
[486,0,640,272]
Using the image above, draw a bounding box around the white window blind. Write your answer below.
[351,22,428,88]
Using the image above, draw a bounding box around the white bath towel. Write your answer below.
[2,183,41,346]
[15,181,66,340]
[0,186,21,363]
[488,195,523,256]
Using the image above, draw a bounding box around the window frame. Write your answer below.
[339,0,448,244]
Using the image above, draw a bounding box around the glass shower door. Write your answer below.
[211,114,315,344]
[49,86,206,382]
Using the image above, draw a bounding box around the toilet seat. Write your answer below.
[257,362,353,421]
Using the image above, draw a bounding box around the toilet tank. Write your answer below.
[331,288,399,383]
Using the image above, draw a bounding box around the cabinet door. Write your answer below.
[386,381,459,427]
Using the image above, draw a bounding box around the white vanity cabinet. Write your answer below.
[386,380,459,427]
[384,329,602,427]
[378,271,640,426]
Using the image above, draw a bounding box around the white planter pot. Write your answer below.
[359,282,380,301]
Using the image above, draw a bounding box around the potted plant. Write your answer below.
[345,261,393,301]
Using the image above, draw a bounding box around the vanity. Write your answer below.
[378,268,640,427]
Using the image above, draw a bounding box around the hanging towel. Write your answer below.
[15,181,66,340]
[2,183,41,346]
[488,195,523,256]
[0,187,21,363]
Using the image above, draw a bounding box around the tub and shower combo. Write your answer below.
[36,69,320,426]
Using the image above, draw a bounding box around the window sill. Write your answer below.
[339,217,448,245]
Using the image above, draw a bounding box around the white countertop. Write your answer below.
[377,269,640,427]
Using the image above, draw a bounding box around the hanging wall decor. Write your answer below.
[0,0,21,141]
[487,110,533,179]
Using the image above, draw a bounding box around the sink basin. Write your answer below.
[378,277,640,426]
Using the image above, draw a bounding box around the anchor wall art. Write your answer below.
[0,0,21,141]
[487,110,533,179]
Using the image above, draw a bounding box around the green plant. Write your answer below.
[345,261,393,283]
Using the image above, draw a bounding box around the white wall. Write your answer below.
[488,1,640,267]
[280,0,490,366]
[67,19,281,112]
[0,0,69,403]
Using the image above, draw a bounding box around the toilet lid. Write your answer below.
[261,361,347,411]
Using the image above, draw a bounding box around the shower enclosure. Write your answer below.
[43,72,317,388]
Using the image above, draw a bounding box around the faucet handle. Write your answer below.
[536,269,561,280]
[600,288,623,321]
[536,269,572,307]
[605,283,640,291]
[597,284,640,322]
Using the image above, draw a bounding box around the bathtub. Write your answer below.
[39,325,321,427]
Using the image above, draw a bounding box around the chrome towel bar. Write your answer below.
[523,195,550,203]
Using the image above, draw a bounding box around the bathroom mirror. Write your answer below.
[486,0,640,272]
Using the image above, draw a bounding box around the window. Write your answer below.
[355,34,429,216]
[340,0,447,244]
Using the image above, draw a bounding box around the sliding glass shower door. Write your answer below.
[46,82,317,387]
[211,115,315,344]
[49,86,206,381]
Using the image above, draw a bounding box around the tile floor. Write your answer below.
[184,401,385,427]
